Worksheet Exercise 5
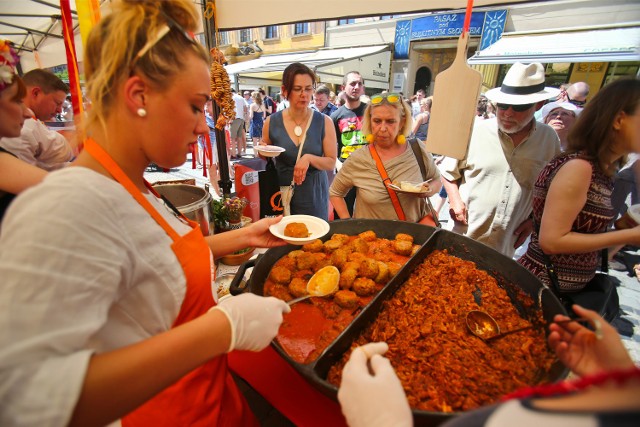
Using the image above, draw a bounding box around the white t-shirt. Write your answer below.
[0,118,74,170]
[0,167,214,426]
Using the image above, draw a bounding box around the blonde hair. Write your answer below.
[361,93,413,138]
[84,0,208,134]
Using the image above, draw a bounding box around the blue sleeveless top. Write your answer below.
[268,110,329,220]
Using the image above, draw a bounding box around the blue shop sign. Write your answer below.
[394,10,506,60]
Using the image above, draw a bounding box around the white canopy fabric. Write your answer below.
[213,0,535,31]
[467,26,640,64]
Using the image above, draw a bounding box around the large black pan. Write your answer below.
[230,220,567,427]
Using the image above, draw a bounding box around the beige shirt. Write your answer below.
[440,118,560,257]
[330,141,440,222]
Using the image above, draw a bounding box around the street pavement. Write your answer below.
[144,145,640,366]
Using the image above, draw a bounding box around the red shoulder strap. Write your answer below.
[368,144,406,221]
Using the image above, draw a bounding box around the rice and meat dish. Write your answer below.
[264,230,419,364]
[327,249,556,413]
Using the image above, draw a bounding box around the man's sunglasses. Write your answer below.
[496,103,534,112]
[370,93,402,105]
[566,94,586,107]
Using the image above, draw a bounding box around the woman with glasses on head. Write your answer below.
[519,78,640,295]
[259,62,337,220]
[0,40,47,221]
[0,1,291,426]
[330,92,442,221]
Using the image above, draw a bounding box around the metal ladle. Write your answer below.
[466,310,533,342]
[287,266,340,306]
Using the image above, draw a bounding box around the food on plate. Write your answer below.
[327,250,555,413]
[284,222,310,238]
[400,181,427,192]
[264,231,419,363]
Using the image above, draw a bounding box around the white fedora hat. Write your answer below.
[485,62,560,105]
[540,101,581,122]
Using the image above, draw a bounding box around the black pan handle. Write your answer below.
[229,254,261,295]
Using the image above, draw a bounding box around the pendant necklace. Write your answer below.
[290,108,308,137]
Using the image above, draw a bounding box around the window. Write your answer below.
[218,31,229,45]
[337,19,355,25]
[265,25,278,39]
[239,29,251,43]
[294,23,309,35]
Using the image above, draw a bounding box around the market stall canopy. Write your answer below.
[226,45,392,89]
[212,0,535,31]
[467,26,640,64]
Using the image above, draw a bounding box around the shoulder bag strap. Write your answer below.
[408,138,441,227]
[369,144,406,221]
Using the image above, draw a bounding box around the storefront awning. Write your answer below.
[225,45,392,89]
[467,27,640,64]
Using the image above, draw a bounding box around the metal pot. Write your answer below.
[230,220,567,427]
[153,184,213,236]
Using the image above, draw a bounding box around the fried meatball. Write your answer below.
[296,252,317,270]
[284,222,310,238]
[349,238,369,254]
[268,284,292,302]
[375,260,389,283]
[358,230,377,242]
[387,261,402,277]
[331,233,351,244]
[339,268,358,290]
[347,252,366,263]
[411,244,421,256]
[269,266,291,284]
[359,258,379,280]
[352,277,377,296]
[395,233,414,244]
[331,248,349,269]
[323,239,344,252]
[314,258,332,271]
[303,239,324,253]
[393,239,413,256]
[288,250,305,259]
[288,277,308,298]
[277,256,297,271]
[293,269,314,281]
[334,290,359,309]
[342,261,360,272]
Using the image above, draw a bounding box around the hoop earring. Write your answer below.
[396,134,406,144]
[137,108,147,117]
[365,134,374,143]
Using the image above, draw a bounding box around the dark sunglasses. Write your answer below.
[133,10,198,65]
[496,103,534,112]
[566,94,586,107]
[370,93,402,105]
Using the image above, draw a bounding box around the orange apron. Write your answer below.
[84,139,257,427]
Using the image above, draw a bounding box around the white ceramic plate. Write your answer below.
[269,215,330,245]
[387,183,430,198]
[255,145,286,157]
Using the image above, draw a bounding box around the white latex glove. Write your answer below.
[211,293,290,352]
[338,342,412,427]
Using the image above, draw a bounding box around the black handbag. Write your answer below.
[258,158,283,218]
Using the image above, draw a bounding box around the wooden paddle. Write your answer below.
[425,0,482,160]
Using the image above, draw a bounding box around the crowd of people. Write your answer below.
[0,0,638,424]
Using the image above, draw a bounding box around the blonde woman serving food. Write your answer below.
[0,1,290,426]
[330,92,442,221]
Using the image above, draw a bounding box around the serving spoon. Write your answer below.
[466,310,603,342]
[287,266,340,306]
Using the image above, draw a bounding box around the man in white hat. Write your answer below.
[440,62,561,257]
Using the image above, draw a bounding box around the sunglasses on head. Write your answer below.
[496,103,534,112]
[370,93,402,105]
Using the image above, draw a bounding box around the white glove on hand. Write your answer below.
[211,293,290,352]
[338,342,412,427]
